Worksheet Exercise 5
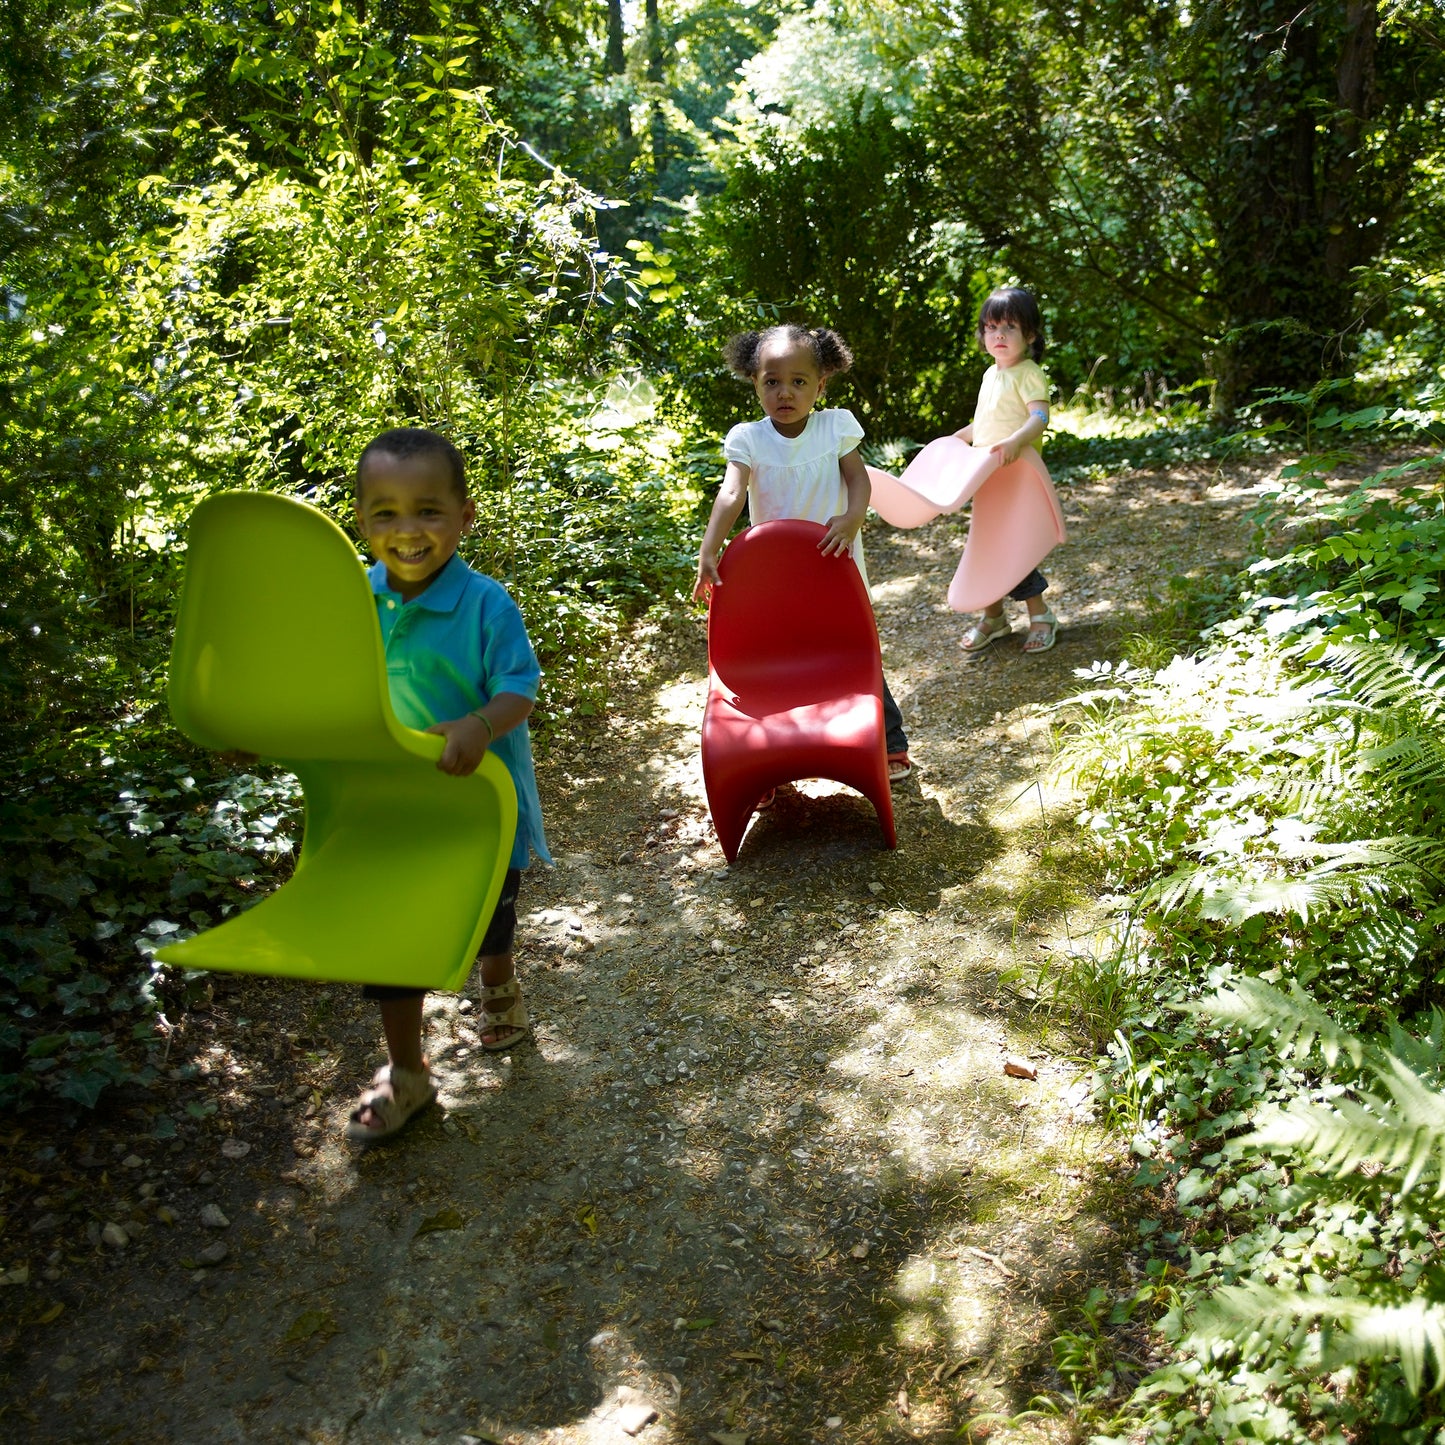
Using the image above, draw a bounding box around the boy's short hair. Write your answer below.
[357,428,467,499]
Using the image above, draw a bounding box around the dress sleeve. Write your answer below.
[1018,362,1050,406]
[832,408,865,456]
[722,421,755,466]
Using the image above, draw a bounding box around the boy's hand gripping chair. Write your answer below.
[156,492,517,990]
[700,519,898,864]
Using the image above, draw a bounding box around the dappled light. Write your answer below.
[4,0,1443,1438]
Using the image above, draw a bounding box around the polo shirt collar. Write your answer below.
[370,552,469,613]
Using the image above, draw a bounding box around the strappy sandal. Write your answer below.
[1022,609,1058,654]
[479,978,530,1052]
[960,613,1012,653]
[345,1063,436,1143]
[887,753,912,784]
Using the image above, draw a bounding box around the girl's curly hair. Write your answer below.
[722,324,854,380]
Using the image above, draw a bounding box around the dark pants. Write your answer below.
[363,868,522,1002]
[1008,569,1048,602]
[882,677,908,756]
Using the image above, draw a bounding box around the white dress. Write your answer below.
[722,409,870,589]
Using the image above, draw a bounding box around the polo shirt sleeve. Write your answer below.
[480,586,542,703]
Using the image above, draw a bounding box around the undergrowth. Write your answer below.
[1030,395,1445,1442]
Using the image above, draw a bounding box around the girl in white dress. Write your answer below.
[693,324,911,780]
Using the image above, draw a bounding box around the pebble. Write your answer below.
[220,1139,251,1159]
[121,1154,144,1169]
[200,1204,230,1229]
[102,1223,129,1249]
[198,1242,229,1267]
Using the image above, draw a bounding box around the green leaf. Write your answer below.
[413,1207,467,1239]
[284,1309,338,1343]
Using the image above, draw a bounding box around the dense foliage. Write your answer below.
[1042,401,1445,1441]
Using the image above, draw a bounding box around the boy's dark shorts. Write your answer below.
[362,867,522,1002]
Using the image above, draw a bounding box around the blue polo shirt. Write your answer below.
[368,553,551,870]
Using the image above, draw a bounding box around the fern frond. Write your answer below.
[1144,853,1411,926]
[1189,1280,1445,1394]
[1178,978,1365,1070]
[1388,1008,1445,1086]
[1323,639,1445,723]
[1241,1090,1445,1196]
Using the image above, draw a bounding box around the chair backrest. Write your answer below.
[708,520,880,688]
[169,492,402,762]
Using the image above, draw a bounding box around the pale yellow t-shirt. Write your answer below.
[973,359,1049,448]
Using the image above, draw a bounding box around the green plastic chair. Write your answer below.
[156,491,518,991]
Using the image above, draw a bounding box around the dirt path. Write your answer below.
[2,461,1262,1442]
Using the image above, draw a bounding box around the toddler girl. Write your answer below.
[694,324,911,779]
[955,287,1060,655]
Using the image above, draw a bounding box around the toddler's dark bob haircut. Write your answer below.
[976,287,1045,363]
[723,324,854,381]
[357,427,467,500]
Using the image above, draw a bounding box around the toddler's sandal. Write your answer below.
[479,978,530,1052]
[345,1063,436,1143]
[887,752,912,784]
[1023,609,1059,654]
[960,614,1012,653]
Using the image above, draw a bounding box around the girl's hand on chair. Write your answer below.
[427,715,490,776]
[693,555,722,603]
[818,512,860,558]
[990,438,1023,466]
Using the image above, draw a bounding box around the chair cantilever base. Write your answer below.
[156,756,516,991]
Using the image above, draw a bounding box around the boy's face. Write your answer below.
[354,450,474,601]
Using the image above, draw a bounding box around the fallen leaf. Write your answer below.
[684,1317,717,1331]
[617,1400,657,1436]
[728,1350,765,1363]
[1003,1056,1037,1080]
[284,1308,337,1343]
[38,1302,64,1325]
[896,1385,910,1417]
[965,1246,1016,1278]
[577,1204,598,1236]
[931,1356,977,1384]
[413,1207,467,1239]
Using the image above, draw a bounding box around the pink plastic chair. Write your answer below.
[701,520,898,863]
[867,438,1067,613]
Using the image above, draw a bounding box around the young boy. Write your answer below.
[345,427,551,1142]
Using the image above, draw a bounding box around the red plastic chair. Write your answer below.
[701,519,898,863]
